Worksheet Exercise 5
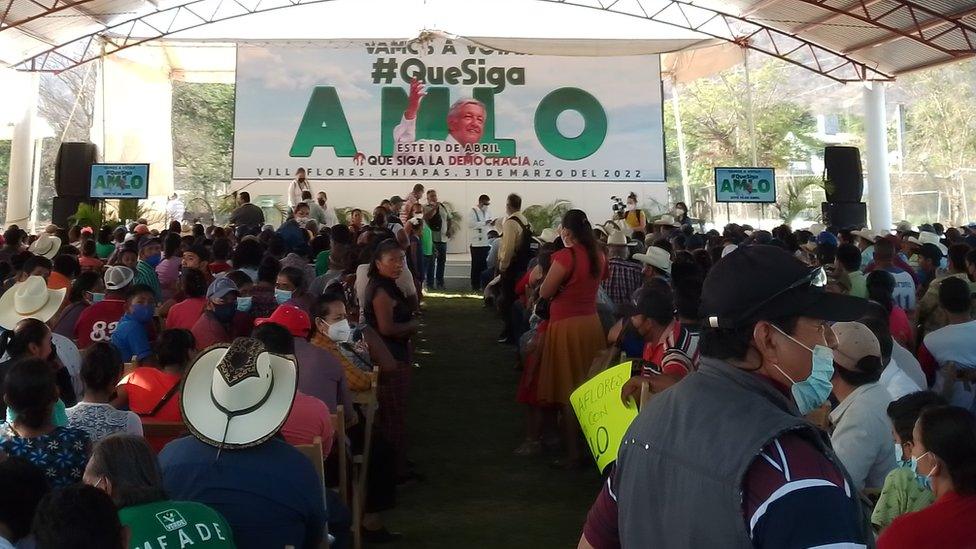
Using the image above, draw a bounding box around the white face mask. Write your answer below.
[626,203,637,211]
[326,319,352,343]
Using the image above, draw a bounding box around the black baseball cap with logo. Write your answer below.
[701,245,867,329]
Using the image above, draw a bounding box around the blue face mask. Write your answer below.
[144,254,161,268]
[911,452,933,490]
[89,292,105,304]
[131,303,154,323]
[236,296,253,312]
[771,325,835,415]
[275,288,293,305]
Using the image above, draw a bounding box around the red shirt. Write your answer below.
[550,247,607,321]
[878,491,976,549]
[190,312,232,351]
[281,392,335,454]
[208,262,231,275]
[75,298,127,349]
[120,367,181,420]
[166,297,207,331]
[120,367,182,453]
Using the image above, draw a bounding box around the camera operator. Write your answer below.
[623,192,647,232]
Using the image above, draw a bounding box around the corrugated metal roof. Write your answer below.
[1,0,975,78]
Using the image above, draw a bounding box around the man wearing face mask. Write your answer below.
[110,285,157,363]
[581,245,872,549]
[827,321,898,491]
[133,238,163,303]
[189,278,238,351]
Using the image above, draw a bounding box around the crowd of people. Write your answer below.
[481,211,976,548]
[0,176,474,547]
[468,195,976,546]
[0,168,975,548]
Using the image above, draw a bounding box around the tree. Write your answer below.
[171,82,235,206]
[664,58,822,209]
[901,62,976,175]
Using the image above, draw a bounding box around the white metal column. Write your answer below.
[671,80,692,207]
[6,72,40,227]
[864,82,892,231]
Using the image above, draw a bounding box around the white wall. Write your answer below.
[231,179,669,253]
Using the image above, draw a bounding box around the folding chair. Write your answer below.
[330,405,348,505]
[141,421,187,440]
[295,436,329,549]
[350,367,380,549]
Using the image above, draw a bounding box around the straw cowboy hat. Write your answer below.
[0,276,67,330]
[607,230,636,247]
[851,228,882,242]
[908,231,948,255]
[535,228,559,244]
[653,214,680,227]
[28,233,61,259]
[632,246,672,275]
[181,338,298,449]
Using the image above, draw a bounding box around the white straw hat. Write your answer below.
[607,230,635,247]
[653,214,680,227]
[0,276,67,329]
[535,228,559,244]
[181,338,298,450]
[632,246,672,275]
[28,234,61,259]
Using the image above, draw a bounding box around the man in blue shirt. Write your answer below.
[110,284,156,363]
[160,337,326,549]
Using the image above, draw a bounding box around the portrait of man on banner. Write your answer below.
[392,78,487,163]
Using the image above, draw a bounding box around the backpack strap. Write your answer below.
[138,379,181,418]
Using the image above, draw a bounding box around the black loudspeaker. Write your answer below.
[55,142,98,197]
[52,196,95,228]
[824,146,864,203]
[822,202,867,230]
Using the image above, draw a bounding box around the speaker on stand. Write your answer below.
[821,146,868,229]
[53,142,98,228]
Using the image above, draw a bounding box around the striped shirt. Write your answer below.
[134,260,162,302]
[583,431,868,548]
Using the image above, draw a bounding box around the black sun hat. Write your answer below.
[701,245,867,329]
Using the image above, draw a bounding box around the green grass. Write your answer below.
[380,295,602,548]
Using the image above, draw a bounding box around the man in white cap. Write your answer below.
[828,321,897,491]
[74,266,134,349]
[159,337,327,549]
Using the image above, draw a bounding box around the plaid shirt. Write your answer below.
[602,258,643,305]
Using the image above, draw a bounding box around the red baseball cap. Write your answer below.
[255,305,310,338]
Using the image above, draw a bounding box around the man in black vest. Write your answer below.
[581,245,873,548]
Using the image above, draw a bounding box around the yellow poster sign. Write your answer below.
[570,362,639,473]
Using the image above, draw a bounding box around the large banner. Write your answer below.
[232,38,665,182]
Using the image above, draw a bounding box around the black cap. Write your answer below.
[701,245,867,328]
[618,283,674,321]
